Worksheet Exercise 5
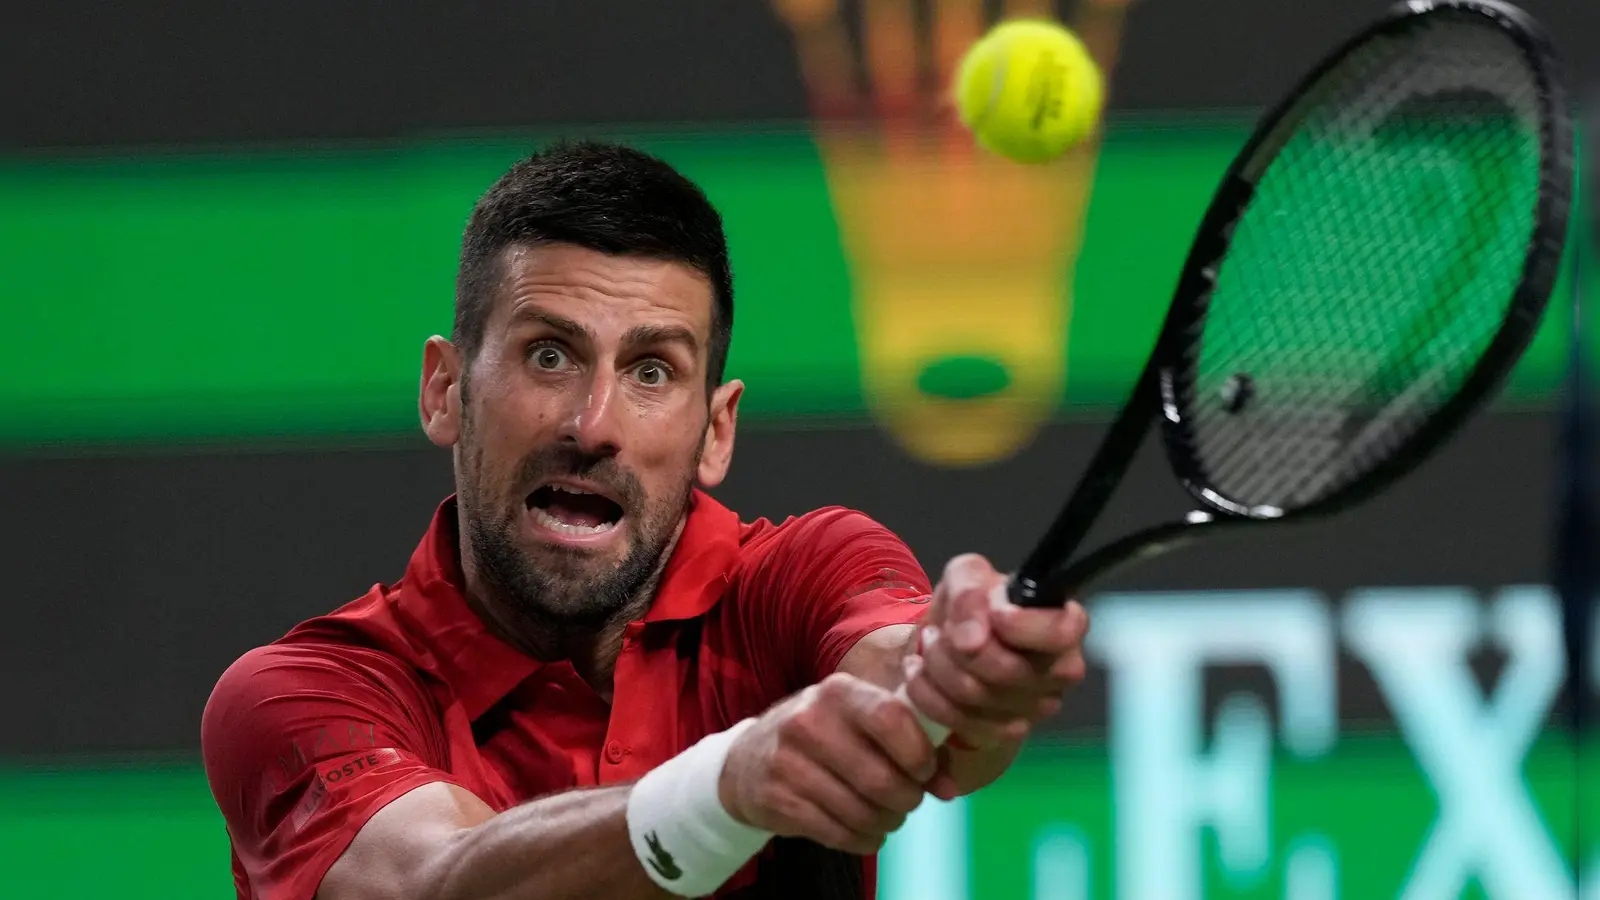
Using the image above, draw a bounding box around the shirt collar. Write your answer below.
[393,489,742,720]
[642,488,742,623]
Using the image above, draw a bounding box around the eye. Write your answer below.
[530,344,569,371]
[635,361,671,386]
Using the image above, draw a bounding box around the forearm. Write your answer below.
[421,786,668,900]
[422,719,769,900]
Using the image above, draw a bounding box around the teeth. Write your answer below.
[531,506,617,536]
[550,484,595,496]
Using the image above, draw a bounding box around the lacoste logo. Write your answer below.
[644,831,683,881]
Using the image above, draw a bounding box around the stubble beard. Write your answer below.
[456,409,701,638]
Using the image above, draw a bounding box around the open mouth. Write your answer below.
[526,483,624,537]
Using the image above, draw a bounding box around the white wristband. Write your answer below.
[626,718,771,897]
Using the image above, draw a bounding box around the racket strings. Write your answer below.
[1174,11,1545,512]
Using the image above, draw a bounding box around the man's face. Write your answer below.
[426,242,738,627]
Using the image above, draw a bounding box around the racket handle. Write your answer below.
[892,683,952,746]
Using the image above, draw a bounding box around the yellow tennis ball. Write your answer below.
[954,19,1105,164]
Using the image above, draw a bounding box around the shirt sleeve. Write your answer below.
[738,507,934,689]
[201,643,469,900]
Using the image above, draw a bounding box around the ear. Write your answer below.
[420,336,464,447]
[697,379,743,488]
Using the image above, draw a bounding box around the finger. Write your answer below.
[836,748,924,827]
[925,769,963,803]
[1035,695,1064,721]
[820,673,936,781]
[774,736,899,841]
[852,688,940,793]
[774,785,885,855]
[902,651,968,731]
[916,627,1005,718]
[938,554,1005,653]
[1047,647,1089,688]
[921,626,1040,719]
[952,629,1038,688]
[902,665,1020,751]
[992,600,1090,654]
[800,678,928,822]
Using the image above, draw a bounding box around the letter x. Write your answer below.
[1344,587,1570,899]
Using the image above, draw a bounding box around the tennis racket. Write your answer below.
[899,0,1574,744]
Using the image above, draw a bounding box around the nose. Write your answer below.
[557,367,624,457]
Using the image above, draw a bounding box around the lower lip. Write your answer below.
[523,505,624,548]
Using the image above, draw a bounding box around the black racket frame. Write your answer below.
[1010,0,1574,608]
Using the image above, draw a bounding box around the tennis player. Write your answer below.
[201,141,1088,900]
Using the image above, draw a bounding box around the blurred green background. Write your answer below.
[3,1,1593,898]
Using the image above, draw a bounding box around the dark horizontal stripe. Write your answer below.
[10,0,1594,151]
[0,411,1561,756]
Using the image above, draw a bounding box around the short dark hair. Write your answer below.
[453,140,735,387]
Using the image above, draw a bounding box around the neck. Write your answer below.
[562,599,650,703]
[459,525,686,703]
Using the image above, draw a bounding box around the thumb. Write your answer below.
[939,554,1003,653]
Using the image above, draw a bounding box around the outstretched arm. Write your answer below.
[320,782,665,900]
[322,673,937,900]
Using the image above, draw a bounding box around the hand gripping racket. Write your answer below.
[899,0,1574,745]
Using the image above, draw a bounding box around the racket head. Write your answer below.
[1154,0,1573,522]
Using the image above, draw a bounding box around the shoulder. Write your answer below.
[202,593,437,753]
[205,640,421,717]
[716,506,930,687]
[738,506,905,562]
[727,505,928,602]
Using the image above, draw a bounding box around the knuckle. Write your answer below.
[819,672,855,698]
[992,649,1032,683]
[762,784,803,825]
[865,693,910,734]
[883,807,912,834]
[948,668,989,704]
[831,797,873,833]
[905,679,956,728]
[776,708,818,749]
[915,675,960,723]
[832,794,870,832]
[856,764,901,802]
[1059,606,1089,645]
[1070,602,1091,635]
[850,834,886,855]
[943,552,988,579]
[1058,652,1088,685]
[887,782,924,815]
[766,745,801,784]
[941,554,994,593]
[790,683,822,714]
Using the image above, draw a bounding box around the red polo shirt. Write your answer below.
[201,490,933,900]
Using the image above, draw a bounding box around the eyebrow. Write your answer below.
[507,306,699,357]
[622,323,699,357]
[507,307,591,340]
